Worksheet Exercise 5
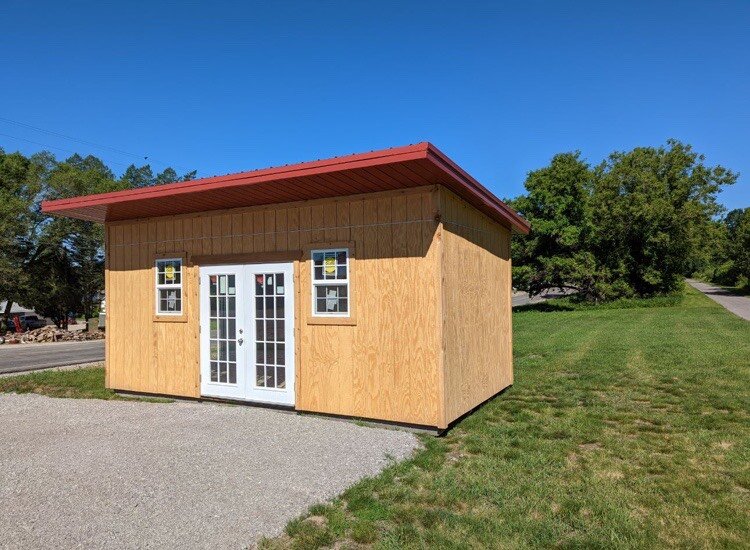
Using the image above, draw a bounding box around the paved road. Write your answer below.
[0,340,104,374]
[0,393,418,549]
[686,279,750,321]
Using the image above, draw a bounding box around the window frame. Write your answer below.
[306,241,356,326]
[153,252,188,322]
[310,247,350,318]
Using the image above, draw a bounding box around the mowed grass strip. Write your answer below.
[261,287,750,549]
[0,365,171,402]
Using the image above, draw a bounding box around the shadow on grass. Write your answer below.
[514,293,683,313]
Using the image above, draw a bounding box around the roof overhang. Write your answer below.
[41,142,530,234]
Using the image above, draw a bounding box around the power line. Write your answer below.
[0,116,193,173]
[0,131,133,170]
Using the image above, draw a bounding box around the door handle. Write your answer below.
[238,338,244,346]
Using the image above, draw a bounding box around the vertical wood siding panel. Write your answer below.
[231,212,243,254]
[287,207,300,251]
[310,204,324,244]
[324,202,337,242]
[220,214,232,254]
[440,188,513,425]
[193,217,204,256]
[264,210,276,252]
[202,216,212,256]
[253,211,264,252]
[107,186,445,424]
[275,209,288,251]
[336,201,350,243]
[242,212,253,254]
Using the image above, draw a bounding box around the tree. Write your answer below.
[122,164,197,188]
[122,164,155,188]
[34,155,128,324]
[510,140,737,300]
[708,208,750,287]
[0,147,196,329]
[0,149,46,322]
[509,152,608,298]
[590,140,736,296]
[732,209,750,286]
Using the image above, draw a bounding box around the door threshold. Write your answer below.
[200,394,296,412]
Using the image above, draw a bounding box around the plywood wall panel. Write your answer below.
[106,186,443,426]
[439,187,513,426]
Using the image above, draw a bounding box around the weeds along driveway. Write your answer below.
[0,393,418,549]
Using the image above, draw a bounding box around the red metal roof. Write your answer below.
[41,142,530,234]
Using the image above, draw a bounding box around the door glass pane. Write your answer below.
[253,271,288,390]
[208,272,239,386]
[256,364,265,386]
[275,297,284,319]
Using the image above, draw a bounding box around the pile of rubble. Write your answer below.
[2,325,105,344]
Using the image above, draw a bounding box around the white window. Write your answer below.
[155,258,183,315]
[311,248,349,316]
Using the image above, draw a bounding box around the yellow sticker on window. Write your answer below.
[165,265,176,281]
[324,256,336,274]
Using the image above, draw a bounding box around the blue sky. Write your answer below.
[1,1,748,209]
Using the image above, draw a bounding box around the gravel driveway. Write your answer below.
[0,394,419,549]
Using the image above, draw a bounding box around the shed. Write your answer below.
[42,143,530,430]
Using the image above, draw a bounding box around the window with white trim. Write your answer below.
[311,248,349,316]
[155,258,183,314]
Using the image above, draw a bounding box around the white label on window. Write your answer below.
[167,290,177,310]
[277,286,284,294]
[326,288,338,311]
[219,277,227,294]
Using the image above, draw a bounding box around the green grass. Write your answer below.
[514,292,683,313]
[261,287,750,549]
[0,366,172,402]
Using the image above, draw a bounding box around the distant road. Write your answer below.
[686,279,750,321]
[0,340,104,374]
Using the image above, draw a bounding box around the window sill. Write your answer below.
[153,314,188,323]
[307,316,357,326]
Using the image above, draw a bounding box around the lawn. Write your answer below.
[261,286,750,549]
[0,366,171,402]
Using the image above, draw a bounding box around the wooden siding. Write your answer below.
[105,186,443,426]
[438,187,513,426]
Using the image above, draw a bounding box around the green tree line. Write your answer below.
[508,139,747,300]
[0,147,195,327]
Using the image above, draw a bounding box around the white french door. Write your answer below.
[200,262,295,406]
